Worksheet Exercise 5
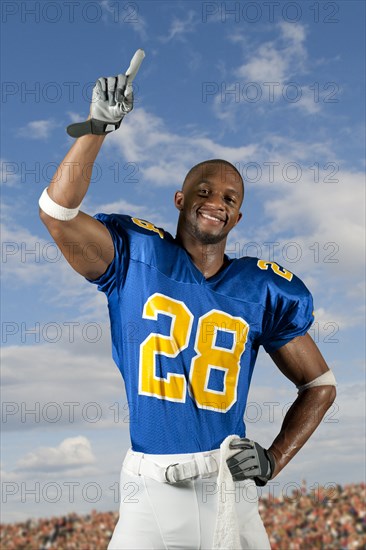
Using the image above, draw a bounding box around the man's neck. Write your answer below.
[176,233,228,279]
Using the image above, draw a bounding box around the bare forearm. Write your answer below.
[48,132,106,208]
[268,385,336,477]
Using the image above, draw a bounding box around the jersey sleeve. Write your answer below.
[85,213,128,296]
[259,267,314,353]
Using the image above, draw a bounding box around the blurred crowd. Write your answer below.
[262,482,366,549]
[1,482,365,549]
[0,510,116,550]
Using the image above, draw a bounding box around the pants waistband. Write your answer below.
[123,448,220,484]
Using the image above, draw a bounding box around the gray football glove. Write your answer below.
[226,438,276,486]
[67,49,145,138]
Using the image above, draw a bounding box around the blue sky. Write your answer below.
[1,0,365,522]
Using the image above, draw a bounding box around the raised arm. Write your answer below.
[39,132,114,280]
[39,50,145,280]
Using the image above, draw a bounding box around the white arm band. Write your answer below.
[39,187,82,221]
[297,369,337,393]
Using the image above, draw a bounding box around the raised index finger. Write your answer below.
[125,49,145,83]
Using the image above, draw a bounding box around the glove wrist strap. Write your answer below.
[66,118,122,138]
[253,449,276,487]
[266,449,276,478]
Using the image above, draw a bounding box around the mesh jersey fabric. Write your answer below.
[86,214,314,454]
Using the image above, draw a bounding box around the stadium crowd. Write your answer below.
[1,483,365,549]
[262,482,366,549]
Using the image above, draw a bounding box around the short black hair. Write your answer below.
[183,159,244,197]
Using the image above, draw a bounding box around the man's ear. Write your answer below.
[174,190,184,211]
[234,211,243,226]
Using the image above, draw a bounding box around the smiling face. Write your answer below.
[175,161,244,246]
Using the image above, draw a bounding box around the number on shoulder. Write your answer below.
[257,260,293,281]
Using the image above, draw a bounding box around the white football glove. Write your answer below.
[67,49,145,138]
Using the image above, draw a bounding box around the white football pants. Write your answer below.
[108,448,271,550]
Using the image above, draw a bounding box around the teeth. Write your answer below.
[200,212,222,222]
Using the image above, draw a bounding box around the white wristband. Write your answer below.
[297,369,337,393]
[39,187,82,221]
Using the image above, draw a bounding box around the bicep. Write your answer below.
[40,210,114,279]
[269,333,330,386]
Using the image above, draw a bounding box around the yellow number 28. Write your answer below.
[139,294,249,413]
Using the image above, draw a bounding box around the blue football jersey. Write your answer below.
[87,214,314,454]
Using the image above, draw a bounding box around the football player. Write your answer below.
[39,52,336,549]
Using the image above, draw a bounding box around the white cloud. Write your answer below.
[260,170,365,273]
[100,0,148,39]
[312,306,363,333]
[94,198,149,216]
[129,15,148,41]
[18,119,55,140]
[16,436,96,472]
[220,22,325,118]
[279,21,306,45]
[1,335,128,436]
[291,89,322,114]
[1,208,111,319]
[236,23,307,84]
[0,465,22,483]
[159,10,198,43]
[2,330,119,396]
[1,221,53,282]
[237,43,288,83]
[67,111,84,123]
[108,107,258,187]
